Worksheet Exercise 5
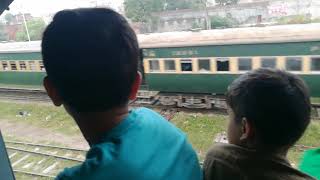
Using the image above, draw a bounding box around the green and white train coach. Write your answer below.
[0,23,320,109]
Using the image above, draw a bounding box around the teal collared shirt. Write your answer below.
[56,108,202,180]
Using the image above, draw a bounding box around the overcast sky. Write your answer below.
[3,0,123,16]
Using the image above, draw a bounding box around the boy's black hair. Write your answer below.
[42,8,139,112]
[226,68,311,149]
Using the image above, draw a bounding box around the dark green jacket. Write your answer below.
[204,143,315,180]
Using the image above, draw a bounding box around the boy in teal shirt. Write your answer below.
[41,8,202,180]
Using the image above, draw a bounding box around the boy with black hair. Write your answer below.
[42,8,202,180]
[203,68,315,180]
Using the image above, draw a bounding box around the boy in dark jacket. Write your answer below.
[204,68,315,180]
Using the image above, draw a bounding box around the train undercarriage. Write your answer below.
[135,90,227,110]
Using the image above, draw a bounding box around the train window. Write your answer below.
[39,61,45,71]
[238,58,252,71]
[149,60,160,72]
[181,59,192,72]
[286,57,302,71]
[9,61,17,70]
[164,60,175,71]
[261,57,276,68]
[1,61,9,70]
[216,58,229,71]
[29,61,37,71]
[19,61,27,70]
[198,59,210,72]
[311,57,320,71]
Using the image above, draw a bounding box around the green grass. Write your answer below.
[0,101,78,135]
[171,113,227,160]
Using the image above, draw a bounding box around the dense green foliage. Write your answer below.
[210,15,238,28]
[4,13,14,24]
[16,18,46,41]
[215,0,239,6]
[124,0,203,22]
[0,22,8,41]
[277,15,312,25]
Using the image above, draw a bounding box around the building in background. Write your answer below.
[148,0,320,33]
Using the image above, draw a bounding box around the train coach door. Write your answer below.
[138,49,146,87]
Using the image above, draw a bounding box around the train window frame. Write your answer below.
[216,57,230,72]
[149,59,160,72]
[238,57,252,72]
[9,61,17,71]
[39,61,45,71]
[180,59,193,72]
[1,61,9,71]
[285,57,302,72]
[28,61,37,71]
[311,57,320,73]
[261,57,277,69]
[164,59,176,72]
[198,59,211,73]
[19,61,27,71]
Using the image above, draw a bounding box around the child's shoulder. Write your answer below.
[206,143,245,158]
[132,107,168,122]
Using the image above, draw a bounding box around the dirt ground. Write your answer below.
[0,119,89,150]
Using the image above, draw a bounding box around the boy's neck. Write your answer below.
[68,105,130,145]
[238,143,289,157]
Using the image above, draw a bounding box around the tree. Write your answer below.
[124,0,202,23]
[4,13,14,24]
[0,23,8,41]
[166,0,200,10]
[215,0,239,6]
[124,0,163,23]
[210,16,238,29]
[16,18,46,41]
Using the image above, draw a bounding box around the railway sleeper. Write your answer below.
[134,90,159,105]
[158,94,227,110]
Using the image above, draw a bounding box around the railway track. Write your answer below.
[0,87,319,119]
[5,141,87,179]
[0,88,49,102]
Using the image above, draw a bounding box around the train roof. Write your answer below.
[138,23,320,48]
[1,23,320,53]
[0,41,41,53]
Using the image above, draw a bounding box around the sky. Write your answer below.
[3,0,123,17]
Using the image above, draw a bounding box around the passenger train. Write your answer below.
[0,23,320,109]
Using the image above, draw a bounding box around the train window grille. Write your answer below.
[19,61,27,70]
[198,59,210,72]
[149,60,160,72]
[261,57,276,68]
[9,61,17,71]
[164,60,175,71]
[238,58,252,71]
[216,58,229,71]
[1,61,9,70]
[286,57,302,71]
[181,59,192,72]
[311,57,320,71]
[39,61,45,71]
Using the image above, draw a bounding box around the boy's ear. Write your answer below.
[43,76,63,106]
[129,72,142,100]
[240,117,253,141]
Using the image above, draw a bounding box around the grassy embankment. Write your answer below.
[0,101,319,165]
